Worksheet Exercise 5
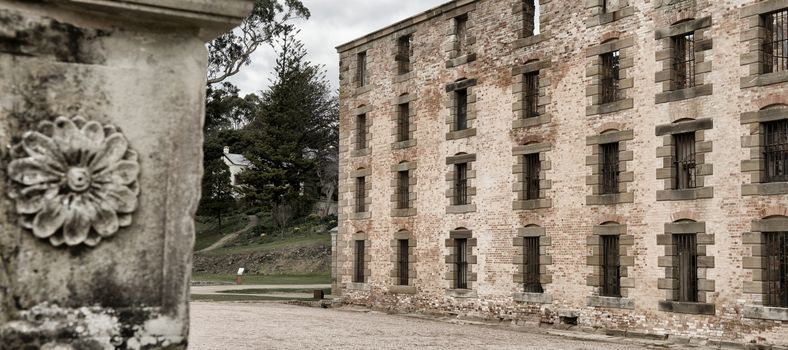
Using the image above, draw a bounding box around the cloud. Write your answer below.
[227,0,449,96]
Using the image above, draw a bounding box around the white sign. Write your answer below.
[237,268,245,276]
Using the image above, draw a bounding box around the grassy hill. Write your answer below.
[192,212,334,284]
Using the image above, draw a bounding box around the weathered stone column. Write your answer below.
[0,1,252,348]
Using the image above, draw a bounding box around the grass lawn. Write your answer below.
[216,288,331,294]
[190,294,319,302]
[193,215,251,251]
[199,231,329,256]
[192,273,330,285]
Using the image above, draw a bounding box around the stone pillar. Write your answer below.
[0,1,252,348]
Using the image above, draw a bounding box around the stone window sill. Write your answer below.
[394,71,415,84]
[354,85,372,96]
[513,114,551,129]
[351,149,370,157]
[513,33,548,49]
[658,301,715,315]
[743,182,788,196]
[446,53,477,68]
[387,285,417,295]
[446,289,477,298]
[741,70,788,88]
[390,208,417,217]
[655,84,713,104]
[350,212,371,220]
[446,128,476,140]
[391,139,417,150]
[744,305,788,321]
[587,296,634,309]
[446,204,476,214]
[586,192,634,205]
[656,187,713,201]
[586,98,634,116]
[586,7,635,27]
[345,282,370,291]
[513,199,552,210]
[513,292,552,304]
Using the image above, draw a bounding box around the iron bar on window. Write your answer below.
[674,234,698,303]
[524,71,540,118]
[356,52,367,87]
[600,51,620,104]
[355,177,366,213]
[398,171,410,209]
[764,10,788,74]
[398,103,410,142]
[355,240,365,283]
[523,236,543,293]
[456,238,468,289]
[601,235,621,297]
[397,35,412,75]
[398,239,409,286]
[674,132,697,189]
[673,32,696,90]
[601,143,620,194]
[456,89,468,131]
[524,154,541,200]
[765,120,788,182]
[764,232,788,307]
[454,163,468,205]
[356,114,367,150]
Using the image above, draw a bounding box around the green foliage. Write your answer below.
[237,29,338,225]
[197,142,236,225]
[208,0,310,84]
[193,214,251,251]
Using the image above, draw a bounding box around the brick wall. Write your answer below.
[336,0,788,345]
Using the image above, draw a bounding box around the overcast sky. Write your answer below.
[227,0,449,96]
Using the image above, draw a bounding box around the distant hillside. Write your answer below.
[192,213,333,277]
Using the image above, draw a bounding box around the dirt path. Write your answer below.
[191,284,330,298]
[190,302,673,350]
[197,215,258,253]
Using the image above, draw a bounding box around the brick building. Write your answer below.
[334,0,788,344]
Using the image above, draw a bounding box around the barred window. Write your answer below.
[763,9,788,74]
[523,236,543,293]
[456,89,468,130]
[601,235,621,297]
[455,14,468,55]
[675,234,698,303]
[764,120,788,182]
[764,232,788,307]
[600,51,620,104]
[672,32,696,90]
[356,51,367,87]
[398,102,410,142]
[398,239,410,286]
[355,177,366,213]
[524,153,541,200]
[398,170,410,209]
[397,35,413,75]
[354,240,365,283]
[601,142,620,194]
[356,114,367,150]
[454,163,468,205]
[524,71,540,118]
[674,132,697,189]
[455,238,468,289]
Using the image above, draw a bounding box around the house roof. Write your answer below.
[224,153,251,167]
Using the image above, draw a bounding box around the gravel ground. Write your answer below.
[189,302,662,350]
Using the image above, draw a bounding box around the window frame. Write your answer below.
[523,236,543,293]
[601,235,621,297]
[454,163,468,205]
[356,51,368,88]
[763,9,788,74]
[355,176,366,213]
[355,114,367,150]
[764,120,788,183]
[674,233,699,303]
[354,240,366,283]
[524,71,540,118]
[398,239,410,286]
[397,34,413,75]
[455,89,469,131]
[397,170,410,209]
[455,14,468,56]
[455,238,468,289]
[524,153,541,200]
[672,32,697,90]
[674,132,697,190]
[398,102,410,142]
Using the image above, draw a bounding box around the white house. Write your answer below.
[222,146,251,187]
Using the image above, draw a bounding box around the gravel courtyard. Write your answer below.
[190,302,666,350]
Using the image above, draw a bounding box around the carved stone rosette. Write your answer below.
[7,116,140,247]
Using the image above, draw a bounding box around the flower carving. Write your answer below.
[7,116,140,247]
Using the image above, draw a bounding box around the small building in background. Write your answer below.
[222,146,251,186]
